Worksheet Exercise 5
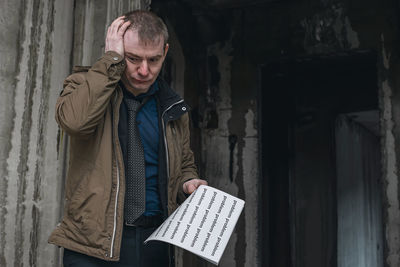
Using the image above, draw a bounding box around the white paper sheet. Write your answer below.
[144,185,245,265]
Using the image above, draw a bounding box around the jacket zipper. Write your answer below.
[110,149,120,258]
[161,99,185,267]
[161,99,184,180]
[110,92,122,259]
[161,99,184,267]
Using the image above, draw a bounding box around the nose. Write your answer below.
[138,60,149,76]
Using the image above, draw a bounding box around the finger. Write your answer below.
[193,180,202,188]
[117,21,131,37]
[192,179,206,190]
[183,181,194,194]
[110,21,124,35]
[187,184,196,194]
[112,16,125,24]
[194,179,207,187]
[109,16,125,34]
[109,17,124,29]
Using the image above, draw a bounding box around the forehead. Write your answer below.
[123,30,164,56]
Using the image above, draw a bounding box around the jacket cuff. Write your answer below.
[103,51,124,64]
[93,51,126,77]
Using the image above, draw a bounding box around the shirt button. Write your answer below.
[113,57,119,61]
[182,107,187,111]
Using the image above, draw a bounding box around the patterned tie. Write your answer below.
[124,98,146,224]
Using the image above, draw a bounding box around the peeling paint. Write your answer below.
[244,108,257,138]
[242,108,258,267]
[233,135,246,267]
[301,4,360,54]
[380,35,400,267]
[344,17,360,49]
[198,30,261,267]
[382,79,400,267]
[201,38,258,267]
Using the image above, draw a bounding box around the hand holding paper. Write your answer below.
[183,179,208,194]
[145,185,245,265]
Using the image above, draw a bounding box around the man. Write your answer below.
[48,10,207,266]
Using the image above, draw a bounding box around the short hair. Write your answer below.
[123,10,169,46]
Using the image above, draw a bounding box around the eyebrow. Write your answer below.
[125,52,163,59]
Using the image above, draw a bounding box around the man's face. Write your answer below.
[122,30,168,95]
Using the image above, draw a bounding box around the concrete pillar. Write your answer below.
[0,0,74,266]
[73,0,151,66]
[0,0,151,266]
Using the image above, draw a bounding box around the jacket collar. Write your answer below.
[114,77,188,122]
[156,78,184,113]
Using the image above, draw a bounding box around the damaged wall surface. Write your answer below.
[0,0,74,266]
[152,2,262,266]
[2,0,400,266]
[153,0,400,266]
[0,0,150,266]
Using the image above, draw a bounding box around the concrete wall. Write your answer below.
[0,0,74,266]
[72,0,150,66]
[0,0,150,266]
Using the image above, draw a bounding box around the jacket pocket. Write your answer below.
[67,172,103,239]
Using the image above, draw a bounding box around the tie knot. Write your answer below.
[125,98,141,112]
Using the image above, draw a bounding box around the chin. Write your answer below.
[133,84,151,92]
[124,78,150,93]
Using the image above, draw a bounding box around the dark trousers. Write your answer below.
[63,225,169,267]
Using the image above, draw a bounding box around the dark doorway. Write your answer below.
[260,51,382,267]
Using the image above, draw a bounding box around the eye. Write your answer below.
[127,56,141,63]
[149,57,160,64]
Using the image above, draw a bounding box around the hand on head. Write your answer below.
[105,16,131,56]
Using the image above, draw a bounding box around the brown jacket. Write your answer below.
[48,51,198,261]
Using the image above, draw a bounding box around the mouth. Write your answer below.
[132,78,149,84]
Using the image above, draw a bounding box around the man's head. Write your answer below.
[123,10,169,47]
[121,10,169,95]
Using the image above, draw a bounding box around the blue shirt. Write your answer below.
[118,82,161,216]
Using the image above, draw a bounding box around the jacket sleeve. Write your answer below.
[177,113,200,204]
[55,51,125,137]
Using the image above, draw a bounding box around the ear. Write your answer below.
[163,43,169,57]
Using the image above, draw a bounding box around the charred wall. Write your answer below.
[1,0,400,266]
[153,0,400,266]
